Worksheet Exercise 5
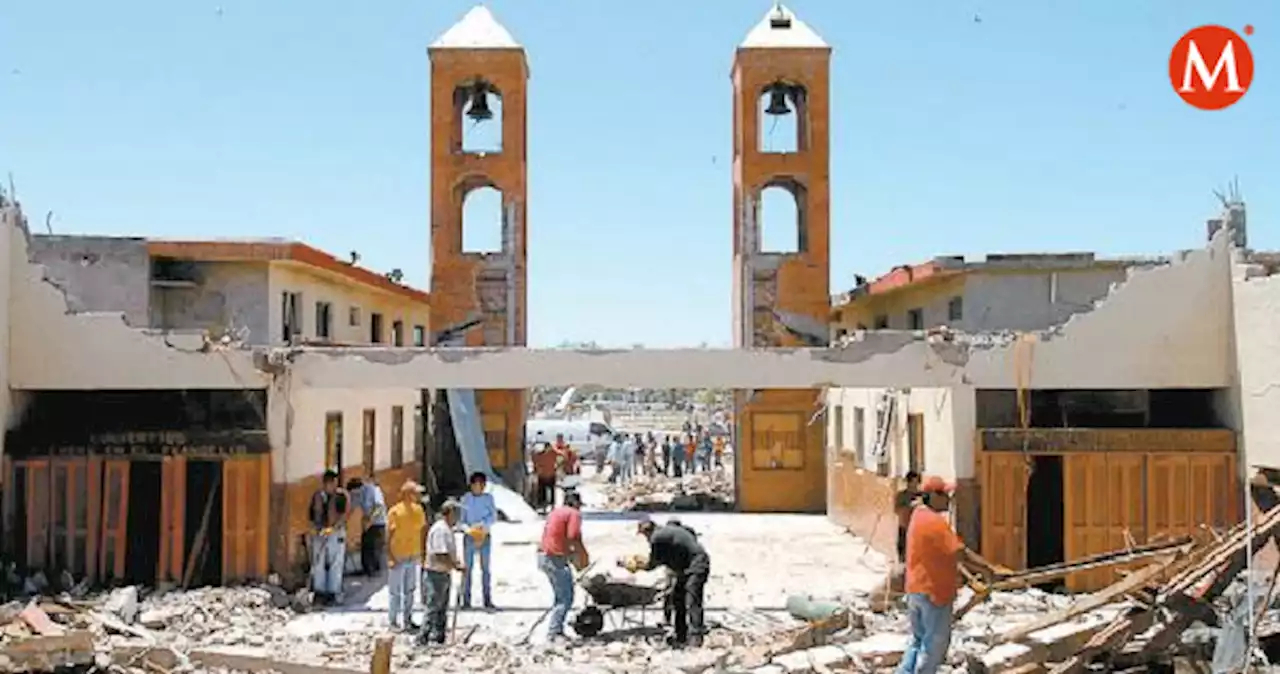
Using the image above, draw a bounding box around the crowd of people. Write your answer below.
[599,429,728,484]
[305,433,967,668]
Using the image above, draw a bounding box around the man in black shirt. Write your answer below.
[636,519,710,647]
[894,471,922,563]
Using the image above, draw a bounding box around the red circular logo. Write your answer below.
[1169,25,1254,110]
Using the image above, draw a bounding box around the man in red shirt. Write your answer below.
[538,491,588,640]
[898,476,965,674]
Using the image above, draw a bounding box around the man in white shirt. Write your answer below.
[419,500,464,646]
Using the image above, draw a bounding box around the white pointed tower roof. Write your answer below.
[739,4,827,49]
[431,5,521,49]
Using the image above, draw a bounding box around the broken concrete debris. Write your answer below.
[605,472,734,512]
[4,487,1280,673]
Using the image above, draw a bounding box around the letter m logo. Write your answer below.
[1169,25,1255,110]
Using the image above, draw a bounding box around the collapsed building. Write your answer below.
[0,4,1276,605]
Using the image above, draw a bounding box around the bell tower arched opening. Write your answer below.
[758,180,807,254]
[758,82,807,154]
[461,184,504,254]
[456,80,504,155]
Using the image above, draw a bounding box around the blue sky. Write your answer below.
[2,1,1275,347]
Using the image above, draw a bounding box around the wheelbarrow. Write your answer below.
[570,562,673,638]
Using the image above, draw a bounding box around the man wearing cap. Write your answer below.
[633,518,710,648]
[897,476,965,674]
[385,480,427,630]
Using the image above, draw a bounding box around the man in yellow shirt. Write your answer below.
[385,480,428,630]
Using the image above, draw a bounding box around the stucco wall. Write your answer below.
[277,384,422,483]
[1231,262,1280,470]
[825,386,971,480]
[960,268,1130,332]
[268,263,430,346]
[28,235,151,327]
[9,223,264,390]
[151,261,270,342]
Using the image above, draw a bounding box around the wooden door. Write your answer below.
[325,413,343,472]
[362,409,376,475]
[907,414,925,474]
[1065,454,1146,591]
[1147,453,1238,545]
[222,456,270,583]
[49,460,96,579]
[22,460,51,570]
[157,457,187,584]
[980,452,1029,570]
[99,460,130,581]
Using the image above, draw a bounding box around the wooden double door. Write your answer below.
[982,451,1238,591]
[6,455,269,585]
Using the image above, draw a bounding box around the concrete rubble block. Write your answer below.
[0,629,94,673]
[189,646,367,674]
[840,632,907,668]
[770,649,814,673]
[977,618,1107,673]
[805,644,849,670]
[751,666,785,674]
[103,585,140,624]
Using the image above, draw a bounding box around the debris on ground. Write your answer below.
[6,483,1280,672]
[604,472,735,511]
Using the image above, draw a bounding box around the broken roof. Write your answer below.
[739,4,827,49]
[832,252,1166,309]
[431,5,521,50]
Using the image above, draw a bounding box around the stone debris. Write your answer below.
[604,472,734,512]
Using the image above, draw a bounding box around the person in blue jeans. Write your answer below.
[896,476,964,674]
[538,491,587,640]
[459,471,497,610]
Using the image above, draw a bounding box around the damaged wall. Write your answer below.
[6,209,265,391]
[154,261,270,341]
[28,235,151,327]
[1230,257,1280,470]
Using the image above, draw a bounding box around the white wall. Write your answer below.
[275,383,422,483]
[825,386,973,480]
[7,218,265,391]
[1230,261,1280,470]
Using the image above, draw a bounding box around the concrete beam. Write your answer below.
[288,336,970,390]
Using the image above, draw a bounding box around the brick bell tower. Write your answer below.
[428,6,528,486]
[731,4,832,513]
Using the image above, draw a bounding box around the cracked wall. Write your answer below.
[28,235,152,327]
[1230,255,1280,470]
[5,205,264,391]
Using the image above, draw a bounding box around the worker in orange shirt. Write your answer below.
[897,476,964,674]
[532,443,559,514]
[684,435,697,475]
[555,433,578,476]
[712,436,725,469]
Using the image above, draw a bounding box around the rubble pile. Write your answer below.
[605,472,735,512]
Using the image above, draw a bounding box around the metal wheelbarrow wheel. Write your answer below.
[572,606,605,637]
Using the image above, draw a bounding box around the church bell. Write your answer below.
[465,84,494,122]
[764,84,791,116]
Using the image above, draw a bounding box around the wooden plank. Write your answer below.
[86,457,102,585]
[26,460,51,570]
[370,636,393,674]
[997,562,1171,645]
[100,460,130,581]
[157,457,188,584]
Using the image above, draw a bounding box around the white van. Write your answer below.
[526,418,615,458]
